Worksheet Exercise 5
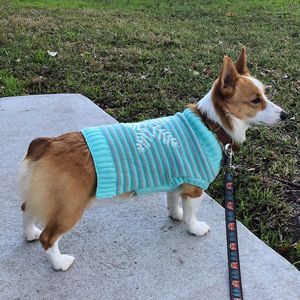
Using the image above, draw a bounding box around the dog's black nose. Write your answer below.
[280,111,288,121]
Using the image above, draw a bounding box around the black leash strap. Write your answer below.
[224,144,243,300]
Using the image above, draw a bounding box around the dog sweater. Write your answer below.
[81,109,222,199]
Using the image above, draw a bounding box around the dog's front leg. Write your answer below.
[182,192,210,236]
[167,191,183,221]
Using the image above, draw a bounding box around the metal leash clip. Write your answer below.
[224,143,235,171]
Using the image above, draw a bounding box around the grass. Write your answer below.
[0,69,24,95]
[0,0,299,267]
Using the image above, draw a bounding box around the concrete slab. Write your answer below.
[0,94,299,300]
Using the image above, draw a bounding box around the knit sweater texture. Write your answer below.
[81,109,222,199]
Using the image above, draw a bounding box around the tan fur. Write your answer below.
[181,184,203,198]
[235,46,250,76]
[187,103,201,117]
[21,132,96,250]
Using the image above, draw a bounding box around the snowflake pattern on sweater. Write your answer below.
[129,120,179,153]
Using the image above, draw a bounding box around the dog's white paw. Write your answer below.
[187,221,210,236]
[52,255,75,271]
[169,207,183,221]
[25,226,42,242]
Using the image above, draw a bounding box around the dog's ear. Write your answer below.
[235,46,249,75]
[218,56,238,97]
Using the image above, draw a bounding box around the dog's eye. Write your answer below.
[251,98,261,104]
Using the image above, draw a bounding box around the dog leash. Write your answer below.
[224,144,243,300]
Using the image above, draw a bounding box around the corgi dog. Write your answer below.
[19,47,288,271]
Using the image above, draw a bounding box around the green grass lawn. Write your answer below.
[0,0,299,267]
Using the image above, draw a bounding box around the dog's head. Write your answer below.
[207,47,288,143]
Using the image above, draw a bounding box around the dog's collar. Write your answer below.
[202,115,240,152]
[187,104,240,152]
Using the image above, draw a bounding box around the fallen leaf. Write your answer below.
[164,67,173,74]
[47,51,58,57]
[31,76,47,83]
[225,12,236,17]
[203,67,212,77]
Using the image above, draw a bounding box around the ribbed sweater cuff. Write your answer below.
[81,127,116,198]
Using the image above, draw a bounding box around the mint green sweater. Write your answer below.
[81,109,222,199]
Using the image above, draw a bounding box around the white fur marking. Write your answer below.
[197,90,223,127]
[230,116,249,143]
[249,98,283,126]
[245,76,264,91]
[167,191,183,221]
[46,238,75,271]
[23,211,42,241]
[182,193,210,236]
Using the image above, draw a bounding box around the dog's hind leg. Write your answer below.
[167,191,183,221]
[39,202,86,271]
[19,160,42,241]
[40,224,75,272]
[21,202,42,242]
[181,185,210,236]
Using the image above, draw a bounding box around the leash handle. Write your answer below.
[224,144,243,300]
